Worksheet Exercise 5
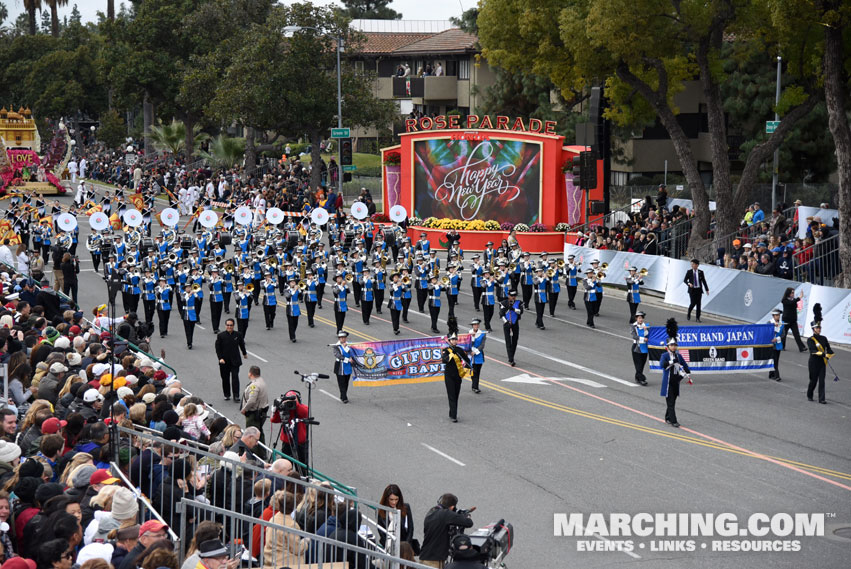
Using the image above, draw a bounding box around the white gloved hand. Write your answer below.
[472,348,480,355]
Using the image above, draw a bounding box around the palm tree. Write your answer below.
[46,0,67,37]
[197,135,245,170]
[22,0,42,35]
[150,119,209,156]
[107,0,114,21]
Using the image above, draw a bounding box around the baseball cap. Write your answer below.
[1,558,36,569]
[139,520,168,537]
[83,389,104,403]
[41,417,67,435]
[90,469,119,485]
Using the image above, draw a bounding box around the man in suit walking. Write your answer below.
[683,259,709,321]
[215,318,248,402]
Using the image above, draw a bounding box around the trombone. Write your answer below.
[401,276,411,286]
[546,269,555,278]
[298,280,307,291]
[597,271,607,279]
[440,276,450,286]
[557,259,566,268]
[191,283,202,292]
[345,274,354,283]
[639,268,649,277]
[246,283,255,292]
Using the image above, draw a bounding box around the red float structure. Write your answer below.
[381,116,603,252]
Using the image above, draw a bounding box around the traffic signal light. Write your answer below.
[340,138,353,166]
[343,172,352,182]
[572,156,582,187]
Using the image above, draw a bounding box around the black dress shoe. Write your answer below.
[671,422,680,428]
[472,388,481,394]
[686,314,691,320]
[404,319,409,323]
[214,329,220,334]
[640,380,648,386]
[510,360,516,367]
[588,324,595,328]
[394,329,400,335]
[696,317,701,322]
[291,338,296,343]
[224,396,230,401]
[309,323,314,328]
[774,377,782,382]
[665,419,673,424]
[807,397,814,401]
[800,347,808,353]
[819,400,826,404]
[187,344,192,349]
[451,417,458,423]
[342,398,349,404]
[540,326,546,330]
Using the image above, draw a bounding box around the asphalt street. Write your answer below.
[63,189,851,569]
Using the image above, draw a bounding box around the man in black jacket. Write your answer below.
[421,493,474,567]
[215,318,248,401]
[683,259,709,321]
[441,333,470,423]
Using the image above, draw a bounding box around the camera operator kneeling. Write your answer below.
[420,493,474,568]
[446,534,487,569]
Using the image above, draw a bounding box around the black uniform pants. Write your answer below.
[807,360,826,402]
[503,322,519,362]
[471,363,483,391]
[353,282,362,306]
[210,300,224,332]
[782,320,806,351]
[549,292,559,316]
[305,301,317,326]
[237,317,249,340]
[521,284,533,308]
[91,253,101,273]
[770,350,781,379]
[157,309,170,336]
[375,289,385,313]
[252,279,261,304]
[361,300,373,324]
[183,319,196,347]
[143,299,156,325]
[628,301,639,323]
[665,380,681,424]
[472,286,482,310]
[128,293,140,313]
[316,283,325,307]
[445,377,462,420]
[535,301,545,328]
[196,297,204,323]
[223,291,232,313]
[336,373,350,401]
[593,294,602,316]
[402,297,411,322]
[287,314,299,340]
[416,287,427,312]
[220,362,241,399]
[585,299,595,327]
[390,308,401,332]
[448,294,458,318]
[429,305,440,331]
[567,285,577,308]
[687,290,703,319]
[335,308,346,331]
[263,305,276,328]
[632,351,648,383]
[483,304,494,330]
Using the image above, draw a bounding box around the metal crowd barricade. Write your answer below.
[108,459,180,543]
[179,500,432,569]
[114,425,399,559]
[793,233,841,286]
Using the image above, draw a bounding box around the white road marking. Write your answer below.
[501,374,607,388]
[421,443,465,466]
[197,324,206,330]
[319,389,341,402]
[247,350,268,363]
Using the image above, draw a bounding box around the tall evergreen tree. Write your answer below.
[341,0,400,20]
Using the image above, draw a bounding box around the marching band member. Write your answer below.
[470,254,483,311]
[565,254,578,310]
[441,331,470,423]
[190,267,205,324]
[626,266,644,323]
[547,258,561,316]
[482,270,497,332]
[400,267,412,323]
[373,259,386,314]
[499,289,523,366]
[359,269,374,325]
[520,252,534,309]
[235,281,253,339]
[659,337,692,427]
[141,268,157,328]
[583,268,598,328]
[427,274,443,334]
[533,267,548,330]
[415,232,430,256]
[209,266,225,333]
[284,277,301,342]
[414,256,429,313]
[315,258,327,309]
[332,273,349,332]
[469,318,486,394]
[388,272,404,335]
[332,330,353,404]
[807,320,834,403]
[631,311,649,385]
[483,241,495,267]
[125,265,142,313]
[498,263,511,302]
[262,272,278,330]
[155,278,173,337]
[222,265,234,314]
[447,263,462,318]
[303,270,318,328]
[590,259,604,316]
[182,283,202,349]
[769,308,784,381]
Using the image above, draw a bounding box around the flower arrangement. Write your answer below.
[528,222,547,233]
[383,151,401,166]
[422,216,439,228]
[466,220,487,231]
[484,220,500,231]
[514,223,530,232]
[500,222,515,232]
[371,212,389,222]
[408,216,422,226]
[554,222,570,232]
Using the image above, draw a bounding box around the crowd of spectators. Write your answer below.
[578,184,840,285]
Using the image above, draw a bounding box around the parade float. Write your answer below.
[0,106,65,195]
[380,114,603,252]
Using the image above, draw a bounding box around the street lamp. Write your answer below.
[282,25,344,200]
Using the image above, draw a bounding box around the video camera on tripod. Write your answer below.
[450,518,514,568]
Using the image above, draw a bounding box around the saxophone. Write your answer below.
[445,346,468,378]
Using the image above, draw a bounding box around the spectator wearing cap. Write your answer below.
[78,389,104,422]
[752,202,765,224]
[107,525,140,569]
[80,468,119,528]
[27,418,66,458]
[37,362,68,405]
[0,441,21,483]
[17,409,52,457]
[116,520,169,569]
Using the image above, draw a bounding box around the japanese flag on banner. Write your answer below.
[736,347,754,361]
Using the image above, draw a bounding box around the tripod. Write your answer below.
[293,370,327,474]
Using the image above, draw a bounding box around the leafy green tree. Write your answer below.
[197,134,245,169]
[40,8,51,34]
[97,108,126,149]
[0,2,7,28]
[341,0,400,20]
[450,7,478,33]
[149,118,209,155]
[479,0,819,254]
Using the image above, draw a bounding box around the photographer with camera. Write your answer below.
[421,493,475,568]
[445,535,487,569]
[270,390,310,466]
[117,311,151,345]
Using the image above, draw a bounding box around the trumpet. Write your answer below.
[246,283,255,292]
[402,276,411,286]
[168,253,178,263]
[298,280,307,291]
[508,263,516,272]
[601,262,609,270]
[191,283,201,292]
[433,267,440,277]
[597,271,606,279]
[440,276,450,286]
[546,269,555,278]
[224,263,235,274]
[345,274,354,283]
[639,268,649,277]
[557,259,566,268]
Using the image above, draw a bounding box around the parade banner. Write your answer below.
[413,138,542,224]
[350,334,472,386]
[648,324,775,373]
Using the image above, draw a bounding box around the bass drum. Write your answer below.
[382,226,397,248]
[286,230,300,249]
[219,231,232,246]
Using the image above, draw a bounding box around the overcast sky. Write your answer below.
[4,0,467,25]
